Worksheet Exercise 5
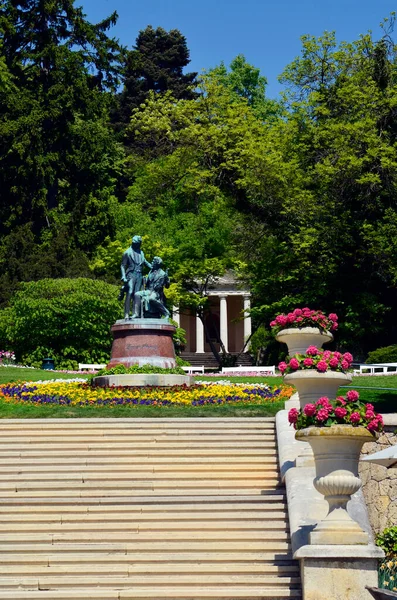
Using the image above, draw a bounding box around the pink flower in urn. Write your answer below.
[329,357,339,369]
[303,357,314,367]
[333,351,342,360]
[340,360,350,371]
[335,407,347,418]
[367,420,380,433]
[296,317,303,323]
[270,320,277,327]
[365,410,375,420]
[287,313,296,324]
[316,360,328,373]
[323,350,332,359]
[328,313,338,322]
[336,396,346,405]
[350,412,361,424]
[294,308,303,316]
[304,403,316,416]
[366,403,374,411]
[278,362,288,373]
[376,414,384,427]
[289,358,300,370]
[288,408,299,424]
[343,352,353,364]
[331,322,338,331]
[346,390,359,402]
[276,315,288,327]
[316,408,329,423]
[306,346,319,356]
[316,396,330,407]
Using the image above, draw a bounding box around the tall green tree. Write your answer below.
[113,26,197,134]
[0,0,123,304]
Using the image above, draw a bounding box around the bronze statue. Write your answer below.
[119,236,152,319]
[132,257,170,319]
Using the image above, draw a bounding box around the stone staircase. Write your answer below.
[0,418,301,599]
[180,352,254,370]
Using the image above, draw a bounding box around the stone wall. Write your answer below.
[360,418,397,535]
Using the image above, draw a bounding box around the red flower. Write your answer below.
[340,360,349,370]
[316,408,329,422]
[335,407,347,418]
[288,408,299,424]
[317,360,328,373]
[304,403,316,416]
[329,357,339,368]
[303,357,314,367]
[350,412,361,424]
[346,390,359,402]
[278,362,288,373]
[289,358,299,370]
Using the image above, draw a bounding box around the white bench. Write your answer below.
[78,363,107,371]
[354,363,397,374]
[181,366,205,374]
[221,366,276,375]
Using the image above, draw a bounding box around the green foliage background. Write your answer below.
[1,7,397,363]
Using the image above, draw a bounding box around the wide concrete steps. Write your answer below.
[0,418,300,599]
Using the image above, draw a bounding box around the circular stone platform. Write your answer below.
[92,373,192,388]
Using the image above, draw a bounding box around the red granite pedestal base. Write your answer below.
[107,319,176,370]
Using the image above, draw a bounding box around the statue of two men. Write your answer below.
[119,236,170,320]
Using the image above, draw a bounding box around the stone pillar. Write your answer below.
[196,313,204,353]
[172,306,180,327]
[243,295,252,343]
[220,295,228,353]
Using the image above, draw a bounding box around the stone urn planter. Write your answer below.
[276,326,333,356]
[296,424,373,545]
[284,370,352,408]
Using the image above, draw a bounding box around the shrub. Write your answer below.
[377,526,397,591]
[366,345,397,364]
[4,278,120,369]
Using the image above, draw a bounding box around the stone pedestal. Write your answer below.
[107,318,176,370]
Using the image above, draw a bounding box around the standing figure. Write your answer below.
[120,236,152,319]
[133,257,170,319]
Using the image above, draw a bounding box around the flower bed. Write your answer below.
[0,381,294,408]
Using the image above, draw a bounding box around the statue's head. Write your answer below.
[131,235,142,246]
[152,256,163,268]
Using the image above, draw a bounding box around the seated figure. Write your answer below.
[132,256,170,319]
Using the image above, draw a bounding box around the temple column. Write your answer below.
[172,306,180,327]
[196,313,205,353]
[243,295,252,343]
[220,295,229,352]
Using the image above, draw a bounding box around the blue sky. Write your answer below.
[81,0,396,98]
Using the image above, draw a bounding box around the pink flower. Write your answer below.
[287,313,296,324]
[343,352,353,364]
[335,407,347,418]
[303,357,314,367]
[367,420,379,432]
[276,315,288,327]
[296,317,303,322]
[294,309,303,316]
[289,358,300,370]
[306,346,319,356]
[331,323,338,331]
[304,403,316,416]
[333,352,342,360]
[288,408,299,424]
[323,350,332,359]
[365,410,375,420]
[336,396,346,405]
[346,390,359,402]
[341,360,349,371]
[316,397,331,407]
[376,414,384,426]
[365,403,374,411]
[317,360,328,373]
[316,408,329,423]
[350,412,361,424]
[329,357,339,369]
[278,362,288,373]
[328,313,338,322]
[270,320,277,327]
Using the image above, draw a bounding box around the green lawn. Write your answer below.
[0,367,396,418]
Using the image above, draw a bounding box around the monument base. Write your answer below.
[107,318,177,370]
[93,373,191,388]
